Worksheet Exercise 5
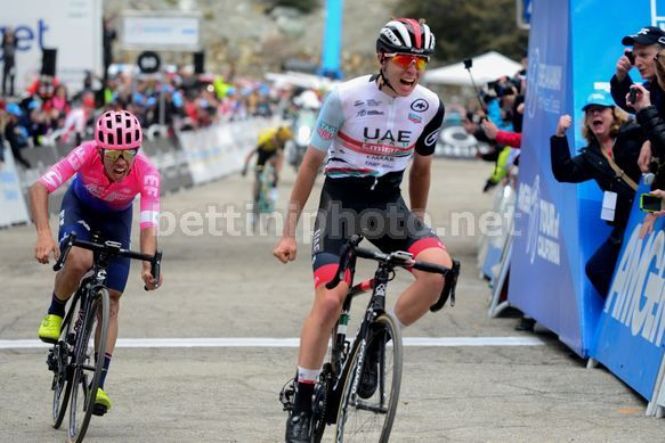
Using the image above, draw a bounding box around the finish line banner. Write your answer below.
[508,0,650,357]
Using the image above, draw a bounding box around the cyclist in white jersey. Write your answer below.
[273,18,453,442]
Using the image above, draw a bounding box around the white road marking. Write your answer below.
[0,336,545,350]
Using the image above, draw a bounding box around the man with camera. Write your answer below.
[611,26,665,174]
[611,26,665,114]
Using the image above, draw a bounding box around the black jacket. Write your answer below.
[636,105,665,189]
[550,122,644,228]
[611,74,665,117]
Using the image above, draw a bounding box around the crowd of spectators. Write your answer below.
[460,25,665,314]
[0,63,314,169]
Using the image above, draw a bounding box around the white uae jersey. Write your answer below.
[310,74,445,179]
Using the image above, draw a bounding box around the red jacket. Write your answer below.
[496,130,522,148]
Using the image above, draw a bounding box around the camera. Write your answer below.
[625,49,635,65]
[487,79,518,98]
[628,87,638,105]
[466,111,485,124]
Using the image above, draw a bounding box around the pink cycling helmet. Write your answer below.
[95,110,142,150]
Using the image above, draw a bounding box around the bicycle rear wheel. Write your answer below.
[51,297,78,429]
[68,288,110,443]
[335,313,403,442]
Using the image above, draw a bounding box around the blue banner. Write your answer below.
[592,181,665,400]
[509,0,581,351]
[319,0,344,79]
[522,0,532,25]
[509,0,652,356]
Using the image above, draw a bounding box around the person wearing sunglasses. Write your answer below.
[551,90,644,298]
[29,109,162,416]
[273,18,451,442]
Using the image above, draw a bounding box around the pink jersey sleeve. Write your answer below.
[38,141,97,192]
[136,157,161,230]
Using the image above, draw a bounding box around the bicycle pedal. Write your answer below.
[46,350,56,371]
[92,404,108,416]
[279,378,296,411]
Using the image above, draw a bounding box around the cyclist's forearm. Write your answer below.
[139,227,158,258]
[244,149,256,164]
[283,153,320,238]
[284,170,316,238]
[409,167,431,216]
[29,182,52,236]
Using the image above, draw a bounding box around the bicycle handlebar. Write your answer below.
[53,233,163,291]
[325,235,452,290]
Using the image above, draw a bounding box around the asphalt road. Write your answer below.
[0,158,662,442]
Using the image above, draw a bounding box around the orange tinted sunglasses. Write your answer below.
[103,148,138,162]
[387,53,429,71]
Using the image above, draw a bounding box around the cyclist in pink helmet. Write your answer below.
[30,109,162,416]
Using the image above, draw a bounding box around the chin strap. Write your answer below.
[377,54,398,95]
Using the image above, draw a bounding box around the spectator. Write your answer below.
[1,27,17,97]
[102,16,117,85]
[550,90,644,297]
[51,84,71,123]
[4,103,31,168]
[628,48,665,180]
[61,92,95,146]
[611,26,665,114]
[481,118,522,148]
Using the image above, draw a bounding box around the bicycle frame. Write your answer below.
[322,235,458,425]
[323,258,395,424]
[256,162,276,213]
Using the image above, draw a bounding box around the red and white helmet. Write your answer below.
[376,18,435,57]
[95,110,142,150]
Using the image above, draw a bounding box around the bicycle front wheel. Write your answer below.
[51,296,78,429]
[335,313,403,442]
[68,288,110,443]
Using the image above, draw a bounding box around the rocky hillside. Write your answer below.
[105,0,401,78]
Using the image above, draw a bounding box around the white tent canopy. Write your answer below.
[424,51,523,86]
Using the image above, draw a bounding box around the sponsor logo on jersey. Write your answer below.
[424,129,441,147]
[353,100,365,107]
[41,170,63,189]
[410,98,429,112]
[367,99,382,107]
[317,121,336,140]
[358,109,385,117]
[363,127,412,143]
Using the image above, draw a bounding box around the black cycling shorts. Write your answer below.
[311,177,445,288]
[256,148,277,168]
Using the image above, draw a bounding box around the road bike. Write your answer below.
[46,232,162,443]
[281,235,460,442]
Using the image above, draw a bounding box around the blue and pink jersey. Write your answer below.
[38,141,160,229]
